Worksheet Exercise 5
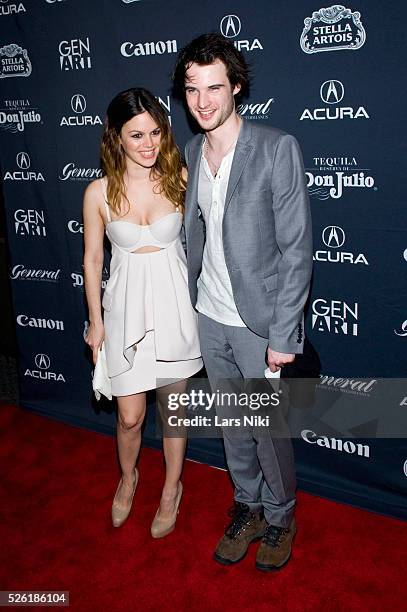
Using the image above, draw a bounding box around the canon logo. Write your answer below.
[301,430,370,458]
[121,39,177,57]
[67,220,83,233]
[17,315,64,331]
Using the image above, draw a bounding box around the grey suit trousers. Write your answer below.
[198,312,296,527]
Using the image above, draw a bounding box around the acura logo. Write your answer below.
[220,15,241,38]
[35,353,50,369]
[320,80,344,104]
[322,226,345,248]
[71,94,86,114]
[16,152,31,170]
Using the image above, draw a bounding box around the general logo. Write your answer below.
[220,15,241,38]
[35,353,50,369]
[237,97,274,120]
[71,94,86,113]
[0,43,31,78]
[16,151,30,169]
[320,80,344,104]
[300,5,366,54]
[322,226,345,248]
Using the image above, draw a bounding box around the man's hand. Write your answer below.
[267,347,295,373]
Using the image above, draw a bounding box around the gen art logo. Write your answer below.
[300,80,369,121]
[312,298,359,336]
[300,5,366,54]
[14,209,47,237]
[219,14,263,52]
[59,37,91,70]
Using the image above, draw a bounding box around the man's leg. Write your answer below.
[198,313,267,565]
[227,326,296,529]
[197,313,263,512]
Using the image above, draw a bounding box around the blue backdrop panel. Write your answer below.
[0,0,406,519]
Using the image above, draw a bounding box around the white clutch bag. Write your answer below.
[92,342,112,401]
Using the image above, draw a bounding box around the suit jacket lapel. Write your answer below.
[185,134,204,232]
[224,119,253,215]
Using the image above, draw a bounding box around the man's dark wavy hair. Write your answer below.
[172,33,250,99]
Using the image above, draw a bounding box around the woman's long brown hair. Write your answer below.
[100,88,186,216]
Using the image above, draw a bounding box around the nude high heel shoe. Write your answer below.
[150,482,183,539]
[111,468,139,528]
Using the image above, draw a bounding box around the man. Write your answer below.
[173,34,313,571]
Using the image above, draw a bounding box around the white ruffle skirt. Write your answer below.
[103,240,202,396]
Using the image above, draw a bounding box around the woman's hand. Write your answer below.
[85,321,105,365]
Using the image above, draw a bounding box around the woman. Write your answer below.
[83,88,202,537]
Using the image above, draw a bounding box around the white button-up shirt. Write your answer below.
[196,142,246,327]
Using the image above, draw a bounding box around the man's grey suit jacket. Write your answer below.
[184,119,313,355]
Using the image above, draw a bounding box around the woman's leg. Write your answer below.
[156,380,187,518]
[114,392,146,507]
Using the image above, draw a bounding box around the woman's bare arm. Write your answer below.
[83,180,106,363]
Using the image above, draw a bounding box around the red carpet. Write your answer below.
[0,403,406,611]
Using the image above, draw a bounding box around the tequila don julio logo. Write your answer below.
[0,99,42,132]
[306,155,376,199]
[300,5,366,54]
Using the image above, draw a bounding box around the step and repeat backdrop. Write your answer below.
[1,1,406,518]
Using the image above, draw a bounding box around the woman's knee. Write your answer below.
[118,413,144,432]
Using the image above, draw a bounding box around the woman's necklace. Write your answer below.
[204,137,237,178]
